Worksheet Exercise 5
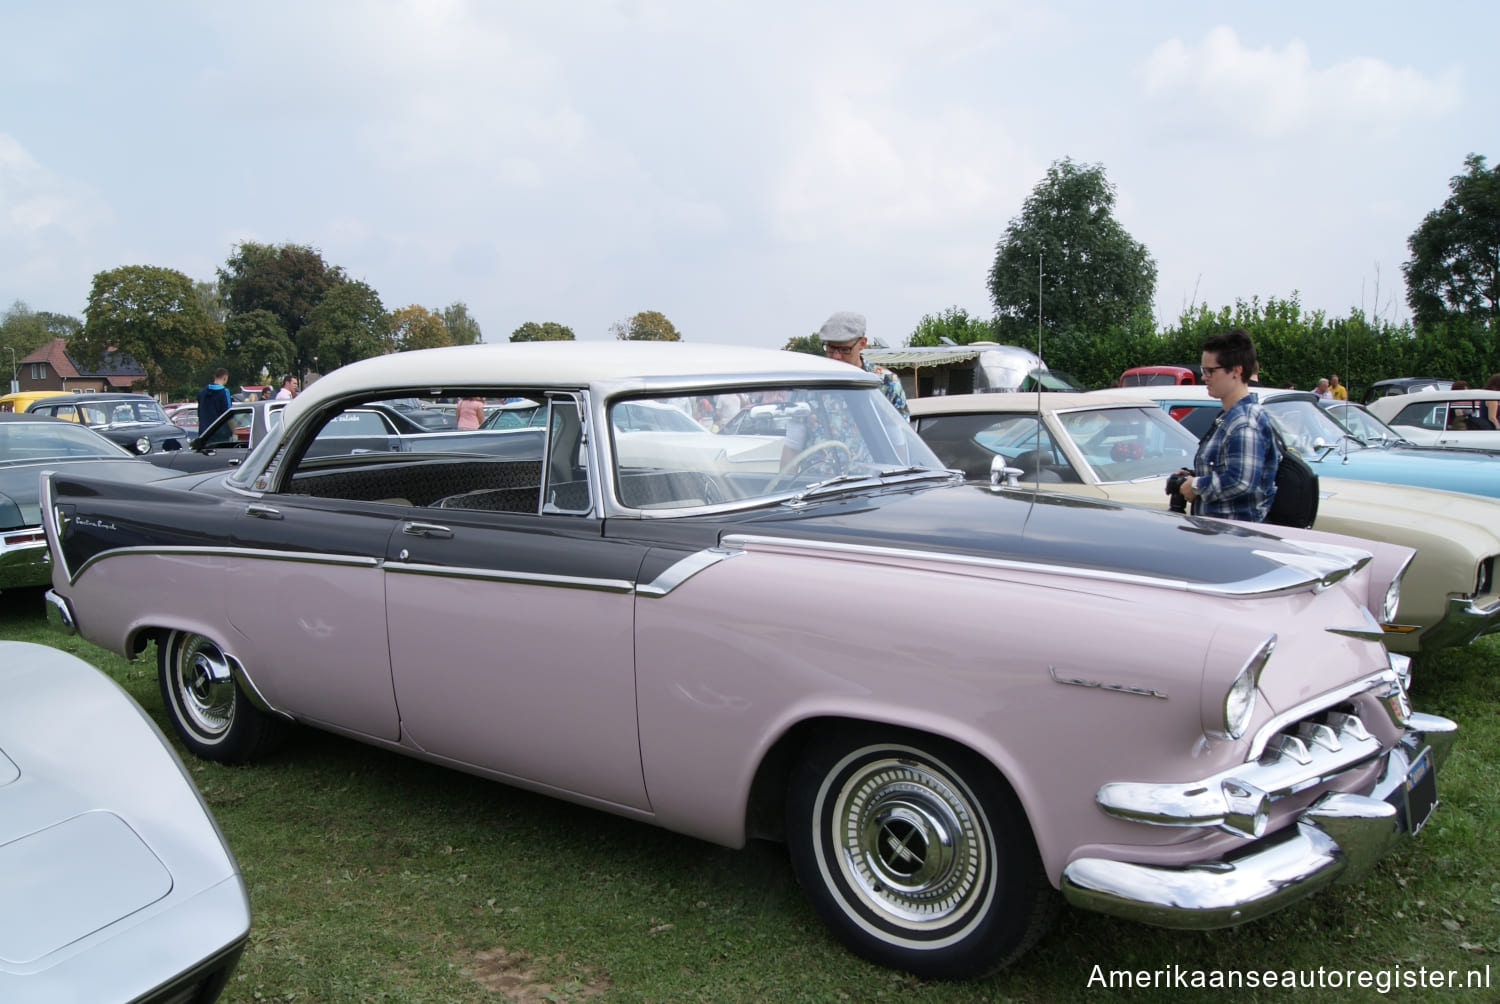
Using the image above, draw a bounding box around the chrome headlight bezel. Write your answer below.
[134,436,152,454]
[1381,571,1402,624]
[1205,634,1276,741]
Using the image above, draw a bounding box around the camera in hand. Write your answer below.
[1166,471,1189,513]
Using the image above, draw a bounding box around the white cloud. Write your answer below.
[1141,25,1462,141]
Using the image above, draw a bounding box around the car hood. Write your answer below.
[1306,445,1500,495]
[723,481,1354,591]
[0,458,184,530]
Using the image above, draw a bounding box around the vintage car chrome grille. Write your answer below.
[1095,668,1414,840]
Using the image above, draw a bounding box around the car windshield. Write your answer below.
[0,419,132,460]
[69,399,170,427]
[608,387,944,508]
[1322,402,1403,445]
[1054,406,1201,480]
[1263,398,1362,455]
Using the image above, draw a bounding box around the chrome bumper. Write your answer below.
[0,532,50,591]
[1405,593,1500,652]
[1061,712,1457,929]
[45,589,76,634]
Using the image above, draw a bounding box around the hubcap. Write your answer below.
[176,637,235,737]
[832,755,988,930]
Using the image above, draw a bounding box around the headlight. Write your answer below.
[1205,635,1276,740]
[134,436,152,454]
[1381,573,1402,623]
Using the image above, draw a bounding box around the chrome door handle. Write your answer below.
[245,504,283,520]
[402,522,453,539]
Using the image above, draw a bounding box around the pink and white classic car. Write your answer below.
[40,342,1455,979]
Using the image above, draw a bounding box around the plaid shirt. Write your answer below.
[1191,393,1279,522]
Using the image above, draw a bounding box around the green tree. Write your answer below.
[222,310,296,388]
[1403,153,1499,332]
[304,280,390,371]
[442,302,483,345]
[217,242,346,375]
[77,265,221,395]
[3,301,81,375]
[390,305,452,352]
[906,306,998,347]
[782,333,823,355]
[988,158,1157,342]
[511,321,576,342]
[612,310,681,341]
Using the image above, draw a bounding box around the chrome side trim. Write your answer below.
[385,561,633,593]
[721,533,1336,599]
[1048,665,1167,700]
[1325,605,1389,642]
[61,545,381,585]
[636,547,742,597]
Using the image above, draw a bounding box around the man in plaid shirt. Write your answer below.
[1177,328,1280,522]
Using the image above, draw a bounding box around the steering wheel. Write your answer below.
[767,440,853,492]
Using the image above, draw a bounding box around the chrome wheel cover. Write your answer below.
[172,635,236,740]
[823,750,992,935]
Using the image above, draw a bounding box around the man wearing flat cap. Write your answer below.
[818,311,909,418]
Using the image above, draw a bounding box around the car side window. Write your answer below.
[278,392,572,517]
[1391,403,1441,430]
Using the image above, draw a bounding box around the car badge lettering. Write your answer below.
[74,517,117,532]
[1049,665,1167,699]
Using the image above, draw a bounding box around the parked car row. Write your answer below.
[33,342,1456,981]
[910,392,1500,654]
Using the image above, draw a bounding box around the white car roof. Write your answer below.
[285,342,874,422]
[1367,388,1500,411]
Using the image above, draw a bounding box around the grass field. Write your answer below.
[2,586,1496,1002]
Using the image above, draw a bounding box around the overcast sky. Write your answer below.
[3,1,1495,349]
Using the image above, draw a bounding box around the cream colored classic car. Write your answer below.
[910,392,1500,654]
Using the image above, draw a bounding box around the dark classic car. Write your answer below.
[26,393,189,456]
[148,399,469,473]
[1,413,178,593]
[41,343,1454,978]
[1362,377,1453,405]
[1,641,249,1002]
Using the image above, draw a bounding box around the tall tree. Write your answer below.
[217,242,345,375]
[78,265,221,395]
[1403,153,1499,331]
[988,158,1157,341]
[612,310,681,341]
[389,305,452,352]
[510,321,576,341]
[304,280,390,371]
[442,302,483,345]
[222,310,296,387]
[782,333,823,355]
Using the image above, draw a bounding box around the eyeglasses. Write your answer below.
[1201,365,1225,376]
[823,341,861,357]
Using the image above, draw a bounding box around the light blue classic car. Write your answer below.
[1111,386,1500,501]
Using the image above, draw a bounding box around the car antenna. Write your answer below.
[1031,252,1044,489]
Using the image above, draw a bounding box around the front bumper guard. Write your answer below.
[1061,712,1457,929]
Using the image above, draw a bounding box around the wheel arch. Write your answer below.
[744,715,1042,859]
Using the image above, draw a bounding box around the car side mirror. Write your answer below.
[990,456,1022,487]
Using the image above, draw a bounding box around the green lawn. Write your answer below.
[3,587,1495,1002]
